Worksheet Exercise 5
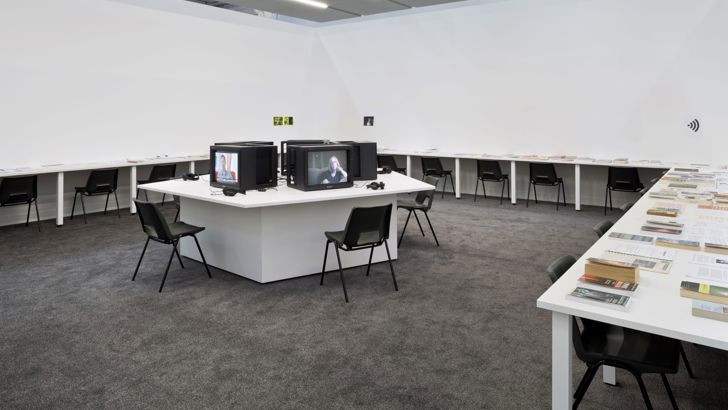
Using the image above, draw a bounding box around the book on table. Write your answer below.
[647,207,680,218]
[692,300,728,322]
[705,242,728,255]
[584,257,639,282]
[680,281,728,304]
[641,225,682,235]
[668,182,698,189]
[577,274,639,295]
[608,232,654,243]
[655,237,701,251]
[567,287,631,311]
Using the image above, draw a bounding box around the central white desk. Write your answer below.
[142,172,434,283]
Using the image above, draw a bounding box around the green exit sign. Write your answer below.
[273,116,294,126]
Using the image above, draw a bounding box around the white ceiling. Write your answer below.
[187,0,469,23]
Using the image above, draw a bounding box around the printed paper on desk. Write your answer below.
[686,264,728,285]
[608,242,677,261]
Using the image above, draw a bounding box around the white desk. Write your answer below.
[536,169,728,408]
[0,155,208,226]
[142,172,433,283]
[378,149,681,210]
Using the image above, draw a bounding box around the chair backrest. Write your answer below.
[341,204,393,248]
[377,155,398,169]
[415,176,440,211]
[148,164,177,182]
[135,200,173,242]
[593,220,614,238]
[85,169,119,193]
[545,255,576,284]
[421,157,444,175]
[477,160,503,180]
[608,167,641,191]
[529,163,558,185]
[0,175,37,205]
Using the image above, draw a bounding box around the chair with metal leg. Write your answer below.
[474,160,509,205]
[605,167,643,215]
[397,176,440,248]
[377,155,406,174]
[132,200,212,292]
[320,204,396,303]
[545,256,694,409]
[173,195,181,222]
[0,175,41,231]
[71,169,120,224]
[421,157,454,198]
[137,164,177,205]
[527,163,567,210]
[592,220,614,238]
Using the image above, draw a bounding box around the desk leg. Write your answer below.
[454,158,461,199]
[56,172,64,227]
[575,164,581,211]
[510,161,517,205]
[552,311,572,409]
[406,156,412,178]
[130,166,137,214]
[603,366,616,385]
[189,161,195,174]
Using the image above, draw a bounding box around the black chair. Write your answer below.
[421,157,454,198]
[592,220,614,238]
[0,176,40,232]
[71,169,120,224]
[320,204,396,303]
[474,160,509,205]
[620,202,635,212]
[397,175,440,248]
[527,163,566,210]
[133,200,211,292]
[605,167,643,215]
[377,155,406,174]
[137,164,177,205]
[545,256,694,409]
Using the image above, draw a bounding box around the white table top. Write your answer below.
[537,169,728,351]
[141,171,433,209]
[377,148,709,169]
[0,154,209,178]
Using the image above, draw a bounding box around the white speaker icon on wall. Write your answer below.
[687,119,700,132]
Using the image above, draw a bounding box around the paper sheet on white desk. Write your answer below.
[607,242,677,261]
[686,264,728,285]
[602,243,676,274]
[683,220,728,244]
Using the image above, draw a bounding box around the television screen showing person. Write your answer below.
[320,155,347,184]
[215,152,238,184]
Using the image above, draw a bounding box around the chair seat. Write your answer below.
[609,184,645,192]
[325,230,345,244]
[532,177,563,185]
[75,186,113,194]
[479,173,508,182]
[325,229,381,248]
[397,199,428,211]
[581,324,680,374]
[169,221,205,238]
[1,193,33,205]
[426,170,452,176]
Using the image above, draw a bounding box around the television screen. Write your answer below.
[214,151,238,186]
[307,150,348,186]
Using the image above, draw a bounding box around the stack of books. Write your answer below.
[641,219,683,235]
[680,281,728,322]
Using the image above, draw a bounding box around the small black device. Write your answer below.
[366,181,385,190]
[338,141,378,181]
[287,144,354,191]
[182,173,199,181]
[378,166,392,174]
[280,140,327,175]
[222,188,239,196]
[210,144,278,194]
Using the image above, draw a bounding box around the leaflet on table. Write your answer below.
[601,250,672,274]
[685,263,728,285]
[607,242,677,261]
[682,220,728,245]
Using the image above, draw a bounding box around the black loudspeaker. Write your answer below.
[366,181,385,190]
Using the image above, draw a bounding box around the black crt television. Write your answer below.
[210,145,278,193]
[280,140,327,175]
[287,144,354,191]
[336,141,378,181]
[214,141,274,146]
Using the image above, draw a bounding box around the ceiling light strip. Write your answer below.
[288,0,329,9]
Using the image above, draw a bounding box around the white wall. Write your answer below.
[318,0,728,164]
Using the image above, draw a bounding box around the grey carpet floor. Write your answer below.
[1,194,727,409]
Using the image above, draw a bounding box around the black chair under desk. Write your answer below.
[421,157,454,198]
[71,169,120,224]
[605,167,644,215]
[527,163,566,210]
[474,160,509,205]
[377,155,406,174]
[320,204,397,303]
[0,175,41,231]
[137,164,177,205]
[397,175,440,248]
[133,200,211,292]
